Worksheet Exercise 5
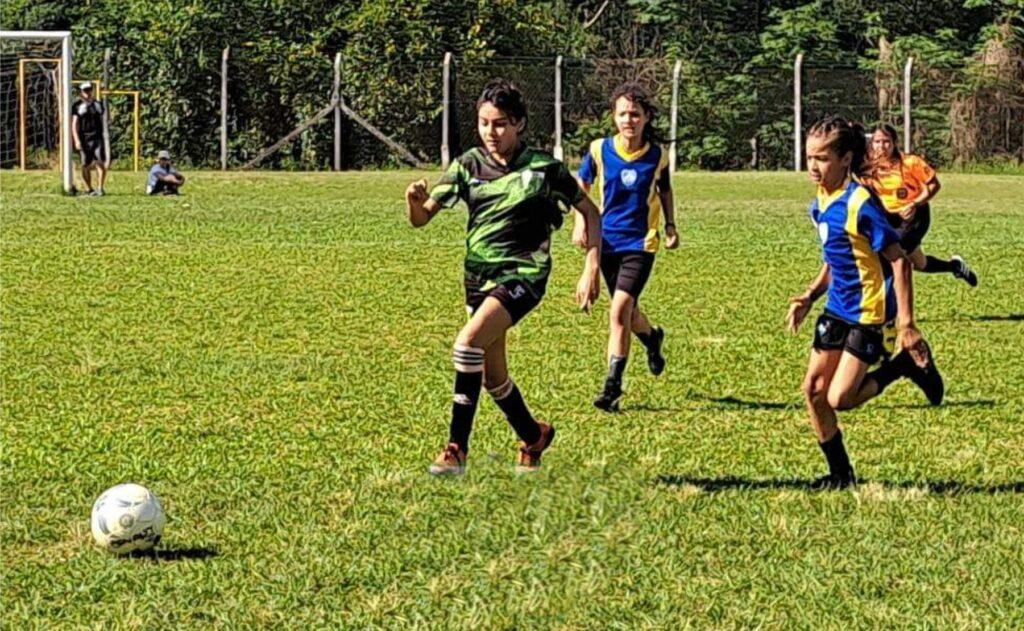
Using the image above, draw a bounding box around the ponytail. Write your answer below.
[807,115,868,177]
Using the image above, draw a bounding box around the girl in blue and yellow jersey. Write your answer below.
[572,83,678,412]
[786,116,944,490]
[863,124,977,286]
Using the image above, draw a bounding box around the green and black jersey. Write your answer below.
[430,145,584,294]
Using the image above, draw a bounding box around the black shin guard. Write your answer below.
[866,350,912,394]
[489,379,541,444]
[450,345,485,452]
[819,430,854,479]
[607,355,628,384]
[923,255,955,274]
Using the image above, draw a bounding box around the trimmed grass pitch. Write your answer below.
[2,170,1022,627]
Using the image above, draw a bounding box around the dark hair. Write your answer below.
[476,78,527,127]
[807,115,868,177]
[866,123,902,178]
[610,82,662,144]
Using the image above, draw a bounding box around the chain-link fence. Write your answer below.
[4,47,1022,172]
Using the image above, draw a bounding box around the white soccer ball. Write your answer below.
[90,483,166,554]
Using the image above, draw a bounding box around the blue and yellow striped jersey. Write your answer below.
[578,135,671,254]
[810,180,901,325]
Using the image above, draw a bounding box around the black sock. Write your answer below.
[489,379,541,444]
[635,328,654,350]
[819,430,854,479]
[449,370,482,453]
[607,355,628,384]
[922,255,955,274]
[449,345,485,453]
[866,350,912,393]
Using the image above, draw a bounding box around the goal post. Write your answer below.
[1,30,73,192]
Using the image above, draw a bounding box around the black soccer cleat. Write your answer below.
[593,379,622,412]
[810,471,857,491]
[644,326,666,376]
[904,342,944,406]
[951,255,978,287]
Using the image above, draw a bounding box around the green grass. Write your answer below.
[2,169,1023,628]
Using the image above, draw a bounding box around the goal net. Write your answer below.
[0,31,73,192]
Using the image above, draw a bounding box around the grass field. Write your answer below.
[2,170,1023,628]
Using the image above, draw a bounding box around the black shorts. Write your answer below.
[892,203,931,253]
[147,180,180,195]
[465,277,544,324]
[812,312,888,365]
[79,138,105,166]
[600,251,655,300]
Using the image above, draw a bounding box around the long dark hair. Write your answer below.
[610,82,663,145]
[867,123,902,179]
[807,115,869,177]
[476,78,528,128]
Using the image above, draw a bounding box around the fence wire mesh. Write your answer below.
[2,49,1021,171]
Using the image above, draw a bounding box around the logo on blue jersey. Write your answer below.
[620,169,638,188]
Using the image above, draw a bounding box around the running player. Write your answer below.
[864,123,977,286]
[572,83,678,412]
[405,79,603,475]
[787,116,944,490]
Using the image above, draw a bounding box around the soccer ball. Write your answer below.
[90,483,166,554]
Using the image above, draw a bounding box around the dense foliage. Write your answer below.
[2,0,1021,168]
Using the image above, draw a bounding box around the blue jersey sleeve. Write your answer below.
[577,150,596,185]
[859,194,900,253]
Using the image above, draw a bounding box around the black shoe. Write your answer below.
[593,379,622,412]
[951,255,978,287]
[904,343,944,406]
[644,326,666,376]
[810,471,857,490]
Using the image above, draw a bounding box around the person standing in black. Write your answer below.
[71,82,108,196]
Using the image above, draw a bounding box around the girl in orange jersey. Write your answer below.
[863,124,977,286]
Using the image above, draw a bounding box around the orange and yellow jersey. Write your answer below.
[865,154,937,213]
[810,180,902,325]
[577,135,671,253]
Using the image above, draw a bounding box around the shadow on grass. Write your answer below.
[129,545,219,561]
[694,395,794,411]
[695,394,995,411]
[875,399,997,409]
[921,313,1024,323]
[626,403,687,413]
[655,475,1024,495]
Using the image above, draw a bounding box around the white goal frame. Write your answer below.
[1,30,73,193]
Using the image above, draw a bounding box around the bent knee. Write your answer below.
[802,376,828,404]
[827,388,858,411]
[609,296,635,327]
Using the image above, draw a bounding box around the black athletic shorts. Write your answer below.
[812,312,888,365]
[889,202,931,253]
[465,277,545,324]
[600,251,655,300]
[79,137,105,166]
[147,180,180,195]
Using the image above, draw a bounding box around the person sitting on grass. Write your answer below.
[147,150,186,195]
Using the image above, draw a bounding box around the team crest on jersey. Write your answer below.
[896,187,909,199]
[620,169,638,187]
[520,169,545,189]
